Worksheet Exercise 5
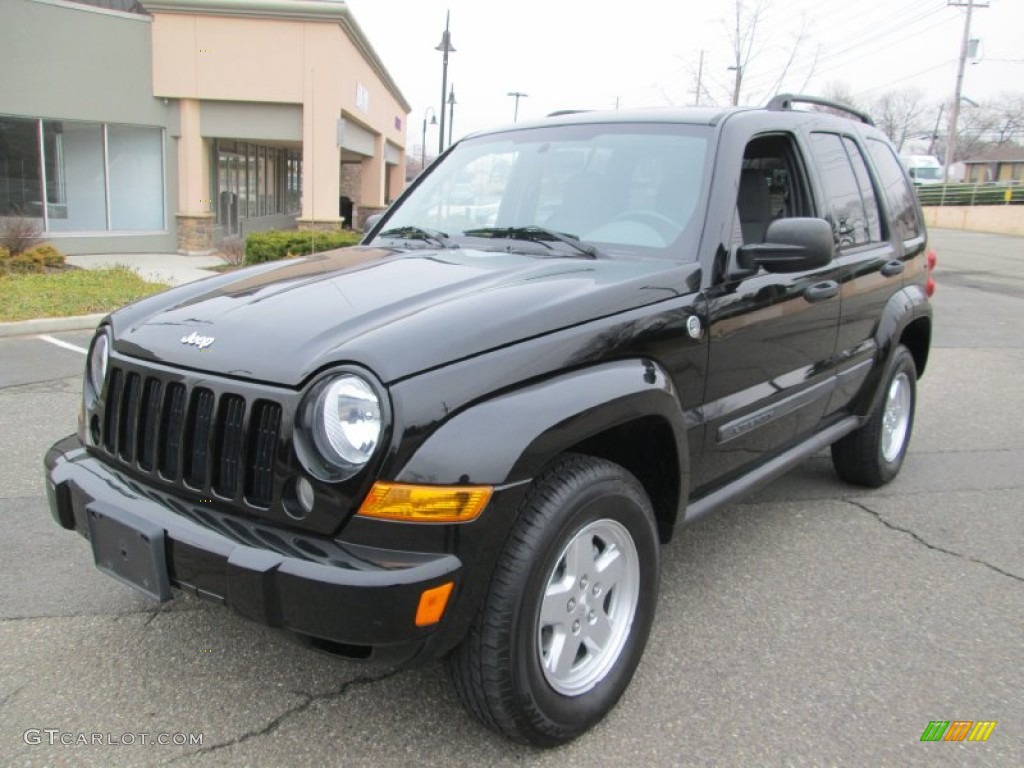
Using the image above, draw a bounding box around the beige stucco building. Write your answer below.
[0,0,410,255]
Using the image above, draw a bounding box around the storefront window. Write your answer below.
[0,115,164,233]
[45,121,107,232]
[108,124,164,230]
[0,116,43,220]
[214,141,300,235]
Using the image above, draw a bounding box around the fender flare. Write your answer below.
[857,284,932,418]
[394,358,689,493]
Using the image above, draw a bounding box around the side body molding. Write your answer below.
[395,358,689,492]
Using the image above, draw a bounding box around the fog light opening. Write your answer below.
[283,477,316,520]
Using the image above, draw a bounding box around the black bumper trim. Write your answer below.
[45,435,463,658]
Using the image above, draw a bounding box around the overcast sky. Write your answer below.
[343,0,1023,150]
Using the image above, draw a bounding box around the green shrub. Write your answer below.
[22,244,66,268]
[1,243,66,274]
[7,253,38,273]
[244,229,362,265]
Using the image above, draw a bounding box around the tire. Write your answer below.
[448,454,660,747]
[831,344,917,487]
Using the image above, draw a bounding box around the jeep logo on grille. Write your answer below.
[180,331,215,350]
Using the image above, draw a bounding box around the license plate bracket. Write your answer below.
[87,503,172,602]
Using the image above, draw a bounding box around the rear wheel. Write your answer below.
[832,344,917,487]
[448,454,659,747]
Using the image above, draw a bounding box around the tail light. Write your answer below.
[925,248,937,297]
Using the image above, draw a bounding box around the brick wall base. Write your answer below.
[176,214,216,255]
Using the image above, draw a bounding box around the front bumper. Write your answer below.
[45,435,463,665]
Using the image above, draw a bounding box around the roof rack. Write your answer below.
[547,110,591,118]
[766,94,874,126]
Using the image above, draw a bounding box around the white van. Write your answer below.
[902,155,944,186]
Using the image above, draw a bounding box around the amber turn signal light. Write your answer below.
[415,582,454,627]
[357,482,492,523]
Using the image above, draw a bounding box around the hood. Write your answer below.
[110,246,700,387]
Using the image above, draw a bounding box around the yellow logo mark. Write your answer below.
[968,721,997,742]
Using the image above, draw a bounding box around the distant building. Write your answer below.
[961,147,1024,184]
[0,0,410,255]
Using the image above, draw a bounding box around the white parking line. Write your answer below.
[37,334,88,356]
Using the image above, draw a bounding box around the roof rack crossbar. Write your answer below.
[766,93,874,126]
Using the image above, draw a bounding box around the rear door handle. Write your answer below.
[804,280,839,303]
[881,259,905,277]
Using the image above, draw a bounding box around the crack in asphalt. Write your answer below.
[846,498,1024,584]
[169,667,403,763]
[0,606,210,623]
[0,683,27,710]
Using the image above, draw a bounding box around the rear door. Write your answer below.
[804,131,910,413]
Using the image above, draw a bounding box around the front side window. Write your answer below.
[733,133,814,247]
[376,123,711,259]
[809,132,881,249]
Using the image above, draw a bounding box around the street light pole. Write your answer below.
[421,107,437,172]
[507,91,528,122]
[435,11,456,156]
[447,86,457,147]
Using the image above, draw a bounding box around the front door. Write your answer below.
[694,131,841,494]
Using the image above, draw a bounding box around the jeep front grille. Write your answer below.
[98,366,282,508]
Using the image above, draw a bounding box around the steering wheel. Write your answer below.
[608,210,682,242]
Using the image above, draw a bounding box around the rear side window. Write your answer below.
[809,132,882,249]
[865,138,923,241]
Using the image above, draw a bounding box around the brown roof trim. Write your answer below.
[141,0,411,113]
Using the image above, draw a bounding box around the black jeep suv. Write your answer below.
[45,95,934,746]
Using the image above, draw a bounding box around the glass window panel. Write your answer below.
[865,138,922,241]
[258,147,267,216]
[809,132,871,249]
[0,116,43,222]
[46,121,107,232]
[108,124,164,230]
[247,148,256,219]
[842,137,881,243]
[235,149,247,224]
[266,150,277,214]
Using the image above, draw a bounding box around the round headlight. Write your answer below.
[313,375,382,471]
[88,332,109,394]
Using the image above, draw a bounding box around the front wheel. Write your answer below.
[448,455,659,747]
[831,344,917,487]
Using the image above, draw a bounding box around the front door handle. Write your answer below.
[881,259,905,277]
[804,280,839,303]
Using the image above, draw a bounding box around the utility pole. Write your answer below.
[730,0,743,106]
[943,0,988,182]
[694,49,705,106]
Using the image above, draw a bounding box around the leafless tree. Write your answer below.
[870,88,929,152]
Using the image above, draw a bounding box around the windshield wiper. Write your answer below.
[378,226,457,249]
[462,226,600,259]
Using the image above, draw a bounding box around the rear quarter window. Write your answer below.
[865,138,923,241]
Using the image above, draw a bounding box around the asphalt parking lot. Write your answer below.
[1,228,1021,766]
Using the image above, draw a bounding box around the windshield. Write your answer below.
[914,167,942,180]
[373,122,711,259]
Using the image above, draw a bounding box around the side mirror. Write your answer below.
[735,217,835,274]
[362,213,384,234]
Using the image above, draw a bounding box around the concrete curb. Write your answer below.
[0,313,105,338]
